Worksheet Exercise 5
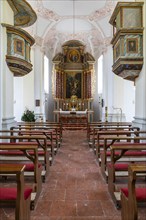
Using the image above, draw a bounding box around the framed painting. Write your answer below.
[65,72,82,98]
[14,38,24,56]
[127,38,138,53]
[68,49,80,63]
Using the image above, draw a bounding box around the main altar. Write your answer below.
[52,40,95,122]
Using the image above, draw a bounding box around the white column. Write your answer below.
[133,1,146,129]
[102,45,114,121]
[33,44,45,120]
[0,1,15,129]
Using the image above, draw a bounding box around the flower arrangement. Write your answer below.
[21,108,35,122]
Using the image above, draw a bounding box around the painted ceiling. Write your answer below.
[24,0,132,60]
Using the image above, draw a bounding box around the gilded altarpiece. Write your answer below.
[52,40,95,120]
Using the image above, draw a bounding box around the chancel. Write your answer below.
[0,0,146,219]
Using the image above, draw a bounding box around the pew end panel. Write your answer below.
[107,143,146,209]
[0,143,42,210]
[121,164,146,220]
[0,164,32,220]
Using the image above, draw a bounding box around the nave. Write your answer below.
[0,128,146,220]
[30,130,121,219]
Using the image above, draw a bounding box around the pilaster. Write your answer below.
[33,44,45,120]
[133,0,146,130]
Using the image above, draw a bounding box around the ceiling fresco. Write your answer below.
[24,0,131,59]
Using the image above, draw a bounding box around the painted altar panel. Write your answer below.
[65,72,82,99]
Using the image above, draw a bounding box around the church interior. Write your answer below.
[0,0,146,219]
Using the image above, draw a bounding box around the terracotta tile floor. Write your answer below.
[1,130,145,220]
[31,130,121,220]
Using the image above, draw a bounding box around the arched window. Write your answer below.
[44,55,49,94]
[98,55,103,94]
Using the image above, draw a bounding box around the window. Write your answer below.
[98,55,103,94]
[44,55,49,94]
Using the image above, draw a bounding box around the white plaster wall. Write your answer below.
[20,43,35,114]
[113,72,135,122]
[113,75,124,110]
[14,78,24,121]
[123,80,135,122]
[1,1,14,24]
[23,67,35,112]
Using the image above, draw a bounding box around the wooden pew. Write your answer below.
[0,134,49,181]
[89,125,138,150]
[89,126,131,149]
[10,128,54,165]
[0,164,32,220]
[16,121,62,147]
[95,129,142,161]
[19,129,55,163]
[87,122,132,144]
[11,125,61,157]
[108,143,146,208]
[121,164,146,220]
[0,143,41,209]
[100,135,146,181]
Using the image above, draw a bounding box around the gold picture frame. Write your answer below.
[127,38,138,53]
[14,38,24,56]
[65,72,82,99]
[68,49,80,63]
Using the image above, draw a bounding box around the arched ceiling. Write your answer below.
[24,0,121,59]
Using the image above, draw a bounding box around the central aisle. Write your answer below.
[31,130,121,220]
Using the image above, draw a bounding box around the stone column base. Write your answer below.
[132,117,146,130]
[2,117,16,129]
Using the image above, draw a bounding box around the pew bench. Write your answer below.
[0,143,42,209]
[89,126,136,151]
[95,129,143,162]
[87,122,132,145]
[15,121,63,147]
[10,125,61,159]
[100,136,146,181]
[0,164,32,220]
[0,134,49,181]
[121,164,146,220]
[107,143,146,208]
[15,129,54,165]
